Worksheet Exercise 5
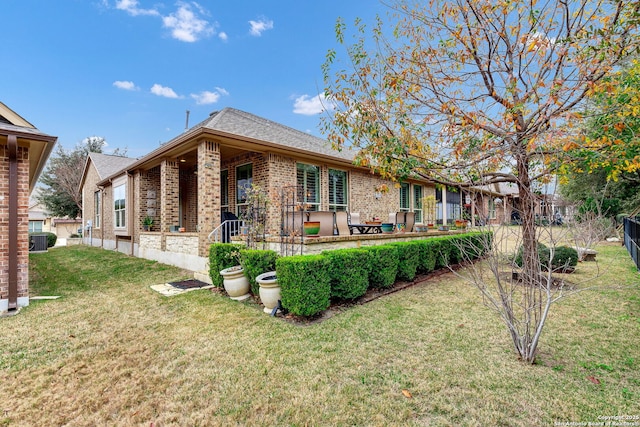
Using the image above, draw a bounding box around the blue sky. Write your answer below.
[2,0,384,158]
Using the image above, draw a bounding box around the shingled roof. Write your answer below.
[194,108,357,161]
[87,152,138,181]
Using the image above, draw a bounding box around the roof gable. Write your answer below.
[88,152,137,180]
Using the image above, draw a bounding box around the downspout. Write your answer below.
[8,135,18,310]
[128,172,134,256]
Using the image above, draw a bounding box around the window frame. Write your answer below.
[94,190,101,229]
[400,182,410,212]
[413,185,423,223]
[28,220,43,233]
[297,163,320,211]
[328,168,348,212]
[113,183,126,229]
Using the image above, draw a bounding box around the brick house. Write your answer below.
[0,102,57,312]
[80,108,440,272]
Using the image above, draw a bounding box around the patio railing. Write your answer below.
[623,217,640,271]
[208,219,245,243]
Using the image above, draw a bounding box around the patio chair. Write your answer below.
[335,211,351,235]
[348,212,361,233]
[349,212,361,225]
[390,212,406,224]
[308,211,336,236]
[283,211,307,236]
[404,212,415,232]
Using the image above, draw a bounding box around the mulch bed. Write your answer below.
[210,263,467,325]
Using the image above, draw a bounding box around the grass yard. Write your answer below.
[1,243,638,426]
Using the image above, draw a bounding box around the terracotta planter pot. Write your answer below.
[256,271,280,314]
[220,266,250,301]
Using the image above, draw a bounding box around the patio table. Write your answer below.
[349,223,382,234]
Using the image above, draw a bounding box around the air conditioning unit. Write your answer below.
[29,234,48,252]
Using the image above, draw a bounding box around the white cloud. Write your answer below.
[248,18,273,36]
[115,0,159,16]
[163,2,214,42]
[151,84,180,98]
[293,93,332,116]
[113,80,139,91]
[214,87,229,96]
[218,31,228,42]
[190,87,228,105]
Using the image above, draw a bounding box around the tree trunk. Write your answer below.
[516,154,543,363]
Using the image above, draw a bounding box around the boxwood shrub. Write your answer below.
[323,248,370,300]
[417,239,438,273]
[551,246,578,271]
[277,255,331,317]
[389,241,421,281]
[240,249,279,295]
[208,243,244,288]
[365,245,399,289]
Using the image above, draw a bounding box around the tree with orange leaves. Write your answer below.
[322,0,639,363]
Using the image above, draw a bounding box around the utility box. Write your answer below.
[29,234,48,252]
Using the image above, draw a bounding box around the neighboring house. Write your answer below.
[29,186,83,246]
[80,108,438,272]
[0,102,57,312]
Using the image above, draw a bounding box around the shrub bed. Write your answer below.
[240,249,279,295]
[389,241,421,281]
[208,243,244,288]
[365,245,399,289]
[323,248,370,300]
[277,255,330,317]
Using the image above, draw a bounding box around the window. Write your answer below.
[236,164,253,217]
[297,163,320,211]
[400,183,410,212]
[489,198,497,219]
[328,169,348,212]
[94,191,101,228]
[29,220,43,233]
[114,184,126,228]
[413,185,423,223]
[221,169,229,212]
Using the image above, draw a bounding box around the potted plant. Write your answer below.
[142,216,154,231]
[219,265,251,301]
[256,271,280,314]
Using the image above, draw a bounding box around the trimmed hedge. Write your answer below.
[389,241,421,281]
[323,248,370,300]
[277,255,331,317]
[240,249,279,295]
[416,239,438,273]
[208,243,244,288]
[366,245,399,289]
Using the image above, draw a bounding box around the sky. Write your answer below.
[1,0,385,158]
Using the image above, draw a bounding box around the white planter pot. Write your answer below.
[256,271,280,314]
[220,266,250,301]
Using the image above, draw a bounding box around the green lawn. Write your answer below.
[1,243,638,426]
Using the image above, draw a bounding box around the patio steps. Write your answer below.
[193,270,213,285]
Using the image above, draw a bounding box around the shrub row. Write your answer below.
[275,231,492,317]
[208,243,244,287]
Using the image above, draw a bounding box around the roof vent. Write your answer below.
[209,110,219,117]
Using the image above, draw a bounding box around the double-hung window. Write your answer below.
[114,184,126,229]
[297,163,320,211]
[400,182,410,212]
[94,191,101,228]
[328,169,348,212]
[236,164,253,217]
[413,185,423,223]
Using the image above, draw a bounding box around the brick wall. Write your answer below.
[0,144,30,302]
